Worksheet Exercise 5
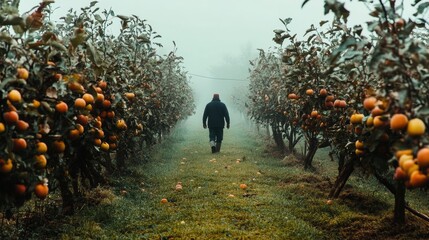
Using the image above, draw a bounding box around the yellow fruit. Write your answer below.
[0,158,13,173]
[407,118,426,137]
[399,154,414,169]
[100,142,110,151]
[8,89,22,102]
[0,122,5,133]
[36,142,48,154]
[17,67,29,80]
[34,154,47,169]
[355,140,364,150]
[395,149,413,159]
[350,113,364,124]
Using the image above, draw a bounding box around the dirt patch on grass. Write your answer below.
[338,215,429,240]
[339,190,390,215]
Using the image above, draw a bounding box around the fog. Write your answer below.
[20,0,412,127]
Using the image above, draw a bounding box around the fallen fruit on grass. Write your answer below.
[326,199,333,205]
[161,198,168,203]
[239,183,247,190]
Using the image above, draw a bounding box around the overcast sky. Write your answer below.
[20,1,413,122]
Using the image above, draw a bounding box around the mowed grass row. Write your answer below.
[30,120,429,240]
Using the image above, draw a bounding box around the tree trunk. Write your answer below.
[57,171,74,215]
[304,137,318,170]
[394,181,406,224]
[329,156,354,198]
[271,124,285,151]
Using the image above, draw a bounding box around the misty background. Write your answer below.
[20,0,409,128]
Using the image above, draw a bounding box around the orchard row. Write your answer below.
[247,0,429,224]
[0,1,194,214]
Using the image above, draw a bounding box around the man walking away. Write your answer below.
[202,93,230,153]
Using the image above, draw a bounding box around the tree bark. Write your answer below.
[304,137,318,170]
[329,157,354,198]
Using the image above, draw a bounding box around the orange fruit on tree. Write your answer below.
[409,171,428,188]
[395,149,413,159]
[96,129,105,139]
[305,89,314,95]
[69,129,80,140]
[16,120,29,131]
[94,119,102,128]
[32,99,41,108]
[85,104,93,111]
[355,140,364,150]
[76,114,89,125]
[96,93,105,103]
[109,143,117,150]
[82,93,95,104]
[107,111,115,118]
[116,119,127,130]
[15,184,27,196]
[34,154,47,169]
[399,154,414,169]
[74,98,86,109]
[363,96,377,111]
[402,159,419,176]
[52,140,66,153]
[76,124,84,134]
[287,93,298,100]
[393,167,407,181]
[390,113,408,131]
[68,82,84,92]
[55,101,68,113]
[355,149,364,156]
[0,158,13,173]
[319,88,327,97]
[0,122,5,133]
[8,89,22,102]
[102,100,111,109]
[310,110,318,118]
[100,142,110,151]
[94,138,102,146]
[125,92,135,101]
[109,135,118,142]
[371,106,384,116]
[416,148,429,169]
[325,95,335,102]
[13,138,27,151]
[34,183,49,199]
[17,67,29,80]
[3,111,19,125]
[373,116,387,128]
[350,113,364,124]
[407,118,426,137]
[98,80,107,90]
[366,116,374,127]
[36,142,48,154]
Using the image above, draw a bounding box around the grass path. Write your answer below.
[51,121,429,240]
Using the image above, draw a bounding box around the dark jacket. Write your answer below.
[203,99,230,129]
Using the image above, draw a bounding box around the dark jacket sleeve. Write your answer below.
[202,105,208,124]
[224,105,230,125]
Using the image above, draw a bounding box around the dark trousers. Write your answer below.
[209,128,223,143]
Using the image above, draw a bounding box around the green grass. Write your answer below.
[17,121,429,239]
